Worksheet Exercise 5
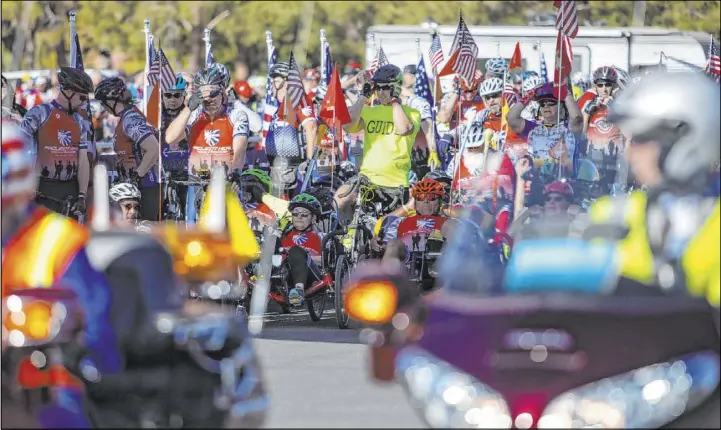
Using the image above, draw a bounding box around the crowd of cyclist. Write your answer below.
[2,51,720,308]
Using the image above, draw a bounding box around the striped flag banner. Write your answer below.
[554,0,579,38]
[428,33,445,73]
[261,47,279,147]
[157,47,176,92]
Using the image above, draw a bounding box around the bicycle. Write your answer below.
[162,171,189,223]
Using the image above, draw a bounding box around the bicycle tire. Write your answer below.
[334,254,351,329]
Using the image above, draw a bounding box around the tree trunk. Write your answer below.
[188,2,203,73]
[632,1,647,27]
[11,0,34,70]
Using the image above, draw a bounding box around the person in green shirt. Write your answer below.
[333,64,422,223]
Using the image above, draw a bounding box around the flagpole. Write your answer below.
[157,42,164,221]
[415,38,422,63]
[142,19,151,115]
[203,28,211,66]
[369,33,377,69]
[556,6,565,181]
[320,29,327,76]
[496,41,501,58]
[69,10,77,67]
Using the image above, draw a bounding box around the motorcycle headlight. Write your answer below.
[396,347,512,429]
[271,255,283,268]
[538,351,720,428]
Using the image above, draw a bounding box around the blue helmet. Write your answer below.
[522,71,539,81]
[167,73,187,92]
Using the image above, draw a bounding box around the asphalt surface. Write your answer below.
[254,299,426,428]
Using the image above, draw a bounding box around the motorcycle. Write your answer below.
[343,214,721,429]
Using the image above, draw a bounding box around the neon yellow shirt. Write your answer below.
[348,104,421,188]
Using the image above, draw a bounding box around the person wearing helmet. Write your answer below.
[20,67,94,217]
[2,121,122,427]
[161,74,190,180]
[370,178,456,272]
[520,74,543,122]
[437,70,485,130]
[612,66,631,91]
[507,81,582,182]
[589,72,720,308]
[577,66,624,154]
[280,193,332,306]
[334,64,422,222]
[108,181,143,226]
[165,67,251,223]
[261,61,319,197]
[230,168,277,229]
[484,57,509,80]
[95,76,161,221]
[541,180,576,217]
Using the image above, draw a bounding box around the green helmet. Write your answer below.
[240,168,273,194]
[289,193,321,215]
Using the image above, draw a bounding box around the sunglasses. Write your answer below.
[545,195,567,203]
[539,100,558,107]
[482,92,502,100]
[120,201,141,211]
[415,193,441,202]
[595,82,614,88]
[164,92,184,99]
[203,89,222,99]
[375,85,393,92]
[291,211,312,218]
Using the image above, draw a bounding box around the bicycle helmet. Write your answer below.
[371,64,402,85]
[193,67,225,90]
[109,182,142,202]
[94,77,131,103]
[167,73,187,92]
[485,58,508,76]
[612,66,630,90]
[544,180,574,198]
[2,121,36,203]
[212,63,231,89]
[58,67,94,94]
[240,168,273,194]
[592,66,618,84]
[288,193,322,215]
[268,62,289,79]
[233,80,253,99]
[424,170,452,196]
[608,72,720,186]
[522,75,543,94]
[411,178,446,200]
[478,77,504,97]
[522,71,539,81]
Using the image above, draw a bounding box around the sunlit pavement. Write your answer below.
[255,300,425,428]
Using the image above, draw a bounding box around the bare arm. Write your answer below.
[507,100,528,134]
[565,93,583,133]
[165,107,192,146]
[137,135,160,177]
[437,93,458,123]
[393,101,413,136]
[77,148,90,195]
[303,118,318,159]
[343,95,367,132]
[232,135,248,169]
[421,120,437,154]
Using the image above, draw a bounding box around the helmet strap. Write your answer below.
[60,88,77,113]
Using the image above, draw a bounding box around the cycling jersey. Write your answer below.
[281,230,324,257]
[187,106,249,174]
[232,99,263,135]
[376,214,448,256]
[578,91,623,151]
[20,101,90,181]
[348,104,422,188]
[516,119,577,180]
[114,106,158,186]
[160,110,190,174]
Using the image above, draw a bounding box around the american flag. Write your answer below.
[706,38,720,83]
[428,33,444,73]
[414,57,434,106]
[503,81,517,106]
[206,45,215,68]
[554,1,579,39]
[70,32,84,70]
[147,38,160,87]
[448,14,474,57]
[286,52,305,109]
[450,31,478,83]
[540,50,550,83]
[262,47,279,144]
[321,42,333,86]
[367,46,389,75]
[157,48,176,92]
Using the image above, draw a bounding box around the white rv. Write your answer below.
[366,24,712,79]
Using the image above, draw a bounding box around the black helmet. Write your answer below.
[94,77,130,102]
[371,64,402,85]
[193,67,225,90]
[58,67,94,94]
[423,170,452,195]
[268,62,289,79]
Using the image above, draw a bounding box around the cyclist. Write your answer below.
[437,73,484,131]
[2,122,122,427]
[233,168,278,227]
[20,67,93,217]
[334,64,422,223]
[265,61,319,197]
[540,180,578,219]
[578,66,624,154]
[94,77,161,221]
[484,57,509,80]
[232,79,263,136]
[370,178,456,269]
[165,66,250,223]
[159,74,190,220]
[507,82,583,182]
[107,181,153,232]
[590,72,720,307]
[281,194,332,306]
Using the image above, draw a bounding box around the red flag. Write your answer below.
[509,42,523,70]
[554,32,573,84]
[320,65,351,127]
[146,84,160,129]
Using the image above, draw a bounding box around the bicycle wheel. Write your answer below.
[334,254,351,329]
[306,293,326,322]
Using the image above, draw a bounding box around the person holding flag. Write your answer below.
[437,72,484,131]
[403,57,440,177]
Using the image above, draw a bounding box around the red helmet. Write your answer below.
[303,69,320,81]
[411,178,447,200]
[233,80,253,99]
[592,66,618,84]
[544,181,574,197]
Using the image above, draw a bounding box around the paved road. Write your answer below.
[254,299,426,428]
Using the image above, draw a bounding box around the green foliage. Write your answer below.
[2,0,719,75]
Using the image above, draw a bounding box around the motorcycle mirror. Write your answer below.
[199,165,226,234]
[92,164,110,232]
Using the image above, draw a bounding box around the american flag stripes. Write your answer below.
[147,39,160,87]
[367,46,389,75]
[428,33,444,73]
[448,15,478,84]
[448,14,473,57]
[262,47,279,143]
[286,52,305,109]
[414,57,434,106]
[157,48,176,92]
[321,42,333,86]
[554,1,579,39]
[706,38,720,83]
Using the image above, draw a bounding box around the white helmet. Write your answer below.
[478,77,504,97]
[109,182,141,202]
[608,72,720,187]
[612,66,630,90]
[485,58,508,76]
[463,122,487,148]
[522,75,543,93]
